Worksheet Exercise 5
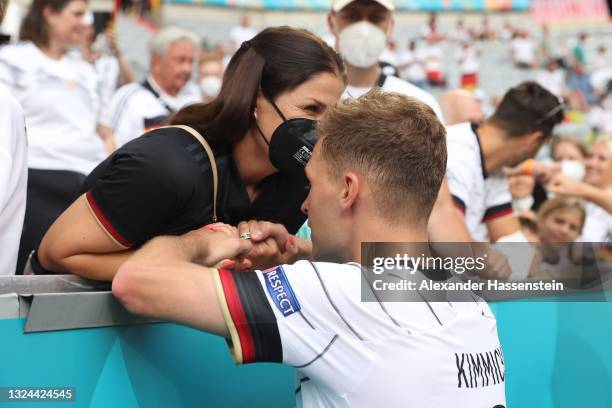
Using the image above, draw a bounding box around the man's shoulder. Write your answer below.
[445,122,477,144]
[382,76,442,118]
[110,82,159,113]
[0,83,23,114]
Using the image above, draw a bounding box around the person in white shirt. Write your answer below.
[422,36,445,87]
[510,30,537,69]
[99,26,201,147]
[0,0,27,275]
[229,14,257,53]
[397,39,427,89]
[80,11,134,136]
[112,90,506,408]
[446,81,565,242]
[546,138,612,243]
[456,41,479,90]
[0,0,108,274]
[536,58,565,98]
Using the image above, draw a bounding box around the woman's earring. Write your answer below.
[254,109,258,119]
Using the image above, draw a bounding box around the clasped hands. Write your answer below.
[186,220,311,272]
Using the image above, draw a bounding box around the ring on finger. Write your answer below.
[240,232,251,240]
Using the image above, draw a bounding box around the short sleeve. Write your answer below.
[482,172,513,222]
[84,130,196,248]
[446,134,477,215]
[212,262,375,394]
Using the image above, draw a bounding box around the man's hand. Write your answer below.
[504,160,560,184]
[186,223,252,268]
[237,221,311,271]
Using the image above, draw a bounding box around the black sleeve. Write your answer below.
[84,129,197,248]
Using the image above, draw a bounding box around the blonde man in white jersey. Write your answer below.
[112,90,506,408]
[0,0,27,275]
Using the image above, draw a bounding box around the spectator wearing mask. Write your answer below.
[551,136,587,182]
[99,26,201,148]
[322,0,471,244]
[36,27,346,280]
[0,0,27,275]
[326,0,441,117]
[199,57,223,103]
[0,0,109,274]
[446,81,564,242]
[548,137,612,243]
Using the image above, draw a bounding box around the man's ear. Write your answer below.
[340,171,360,211]
[523,130,545,150]
[387,15,395,40]
[327,13,337,36]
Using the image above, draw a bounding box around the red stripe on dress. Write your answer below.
[453,202,466,215]
[85,191,132,248]
[483,207,513,222]
[218,268,256,363]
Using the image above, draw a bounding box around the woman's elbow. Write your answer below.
[38,234,70,273]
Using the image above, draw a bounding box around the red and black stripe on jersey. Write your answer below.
[482,202,513,222]
[218,269,282,364]
[452,195,467,215]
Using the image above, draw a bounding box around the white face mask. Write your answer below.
[560,160,586,181]
[338,21,387,69]
[200,76,222,100]
[512,196,534,213]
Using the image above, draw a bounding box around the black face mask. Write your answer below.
[256,96,318,177]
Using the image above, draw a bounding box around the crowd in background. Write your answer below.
[0,0,611,278]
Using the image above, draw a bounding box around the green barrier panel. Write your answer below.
[0,319,296,408]
[490,301,612,408]
[1,278,611,408]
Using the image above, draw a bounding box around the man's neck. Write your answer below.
[349,221,429,264]
[475,122,512,175]
[150,74,180,97]
[347,64,382,88]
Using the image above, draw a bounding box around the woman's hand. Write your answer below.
[186,223,252,268]
[237,220,311,271]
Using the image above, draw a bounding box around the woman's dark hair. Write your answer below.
[171,26,345,145]
[489,81,564,139]
[19,0,76,47]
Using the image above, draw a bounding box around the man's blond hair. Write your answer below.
[317,89,447,224]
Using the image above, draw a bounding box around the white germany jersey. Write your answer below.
[213,261,506,408]
[100,77,201,147]
[446,122,514,241]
